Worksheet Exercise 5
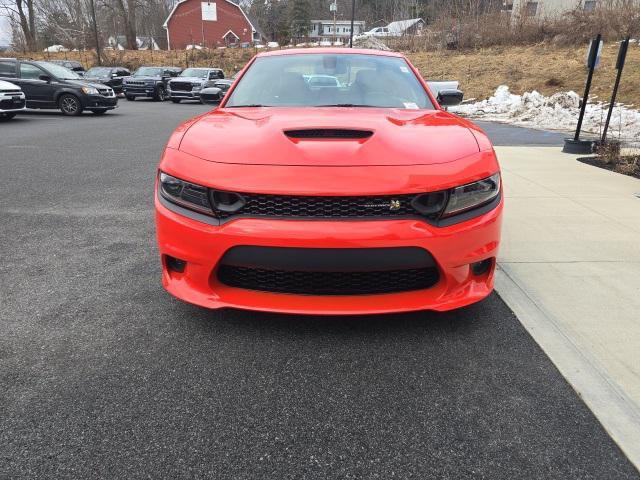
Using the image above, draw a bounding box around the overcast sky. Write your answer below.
[0,14,11,45]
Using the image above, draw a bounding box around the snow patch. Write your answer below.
[450,85,640,141]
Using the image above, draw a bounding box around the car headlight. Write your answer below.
[192,84,202,91]
[81,86,99,95]
[159,172,212,213]
[442,173,501,217]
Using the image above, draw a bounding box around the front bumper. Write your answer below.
[168,90,201,99]
[156,195,502,315]
[81,94,118,109]
[123,86,156,98]
[0,94,26,113]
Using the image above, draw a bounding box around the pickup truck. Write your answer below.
[167,67,225,103]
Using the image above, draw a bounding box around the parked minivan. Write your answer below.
[0,58,117,115]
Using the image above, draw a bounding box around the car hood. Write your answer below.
[171,76,206,83]
[64,79,109,89]
[124,76,159,82]
[178,108,484,167]
[0,79,21,91]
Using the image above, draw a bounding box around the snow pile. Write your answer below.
[352,35,391,51]
[451,85,640,141]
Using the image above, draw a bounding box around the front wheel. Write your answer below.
[125,95,135,101]
[171,98,181,104]
[154,85,168,102]
[91,109,108,115]
[58,94,83,116]
[0,112,17,121]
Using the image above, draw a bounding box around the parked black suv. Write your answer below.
[122,66,182,101]
[83,66,131,94]
[0,58,117,115]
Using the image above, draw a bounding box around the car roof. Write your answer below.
[140,65,180,69]
[257,48,405,58]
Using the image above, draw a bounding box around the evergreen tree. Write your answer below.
[290,0,311,39]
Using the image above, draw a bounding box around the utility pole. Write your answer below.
[330,1,337,44]
[349,0,355,47]
[89,0,102,65]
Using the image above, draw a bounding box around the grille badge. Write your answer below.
[362,199,402,211]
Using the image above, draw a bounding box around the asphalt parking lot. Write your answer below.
[1,101,638,479]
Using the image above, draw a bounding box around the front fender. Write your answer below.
[53,87,83,104]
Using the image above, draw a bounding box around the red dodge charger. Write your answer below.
[155,48,502,314]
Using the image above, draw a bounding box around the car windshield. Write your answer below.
[180,68,208,78]
[37,62,81,80]
[85,67,112,78]
[133,67,163,77]
[225,53,433,109]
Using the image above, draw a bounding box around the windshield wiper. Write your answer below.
[315,104,376,107]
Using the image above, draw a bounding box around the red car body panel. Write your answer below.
[155,49,502,315]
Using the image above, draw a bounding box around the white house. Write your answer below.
[308,20,366,39]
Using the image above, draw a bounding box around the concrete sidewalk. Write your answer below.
[495,146,640,470]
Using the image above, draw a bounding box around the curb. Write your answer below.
[495,263,640,472]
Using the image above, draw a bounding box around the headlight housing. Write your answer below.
[159,172,212,213]
[442,173,501,217]
[192,84,202,91]
[81,86,99,95]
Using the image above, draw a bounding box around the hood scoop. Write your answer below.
[284,129,373,140]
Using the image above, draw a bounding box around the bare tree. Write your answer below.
[1,0,38,50]
[113,0,137,49]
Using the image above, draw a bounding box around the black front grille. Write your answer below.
[171,82,193,92]
[213,192,426,220]
[217,265,439,295]
[0,98,24,109]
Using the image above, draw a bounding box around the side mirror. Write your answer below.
[437,89,464,107]
[199,87,222,105]
[38,74,52,82]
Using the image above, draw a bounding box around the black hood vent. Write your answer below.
[284,129,373,139]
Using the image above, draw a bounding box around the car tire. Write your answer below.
[171,98,181,104]
[125,95,135,101]
[58,94,83,116]
[154,86,168,102]
[91,109,108,115]
[0,112,17,121]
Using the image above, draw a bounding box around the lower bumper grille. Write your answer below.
[217,265,439,295]
[0,98,25,109]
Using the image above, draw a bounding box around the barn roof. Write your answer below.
[386,18,424,35]
[162,0,257,34]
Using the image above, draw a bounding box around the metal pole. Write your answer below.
[574,33,601,141]
[349,0,355,48]
[602,36,629,143]
[333,2,337,45]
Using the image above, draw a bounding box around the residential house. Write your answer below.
[308,20,366,40]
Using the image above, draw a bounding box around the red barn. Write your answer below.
[163,0,263,50]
